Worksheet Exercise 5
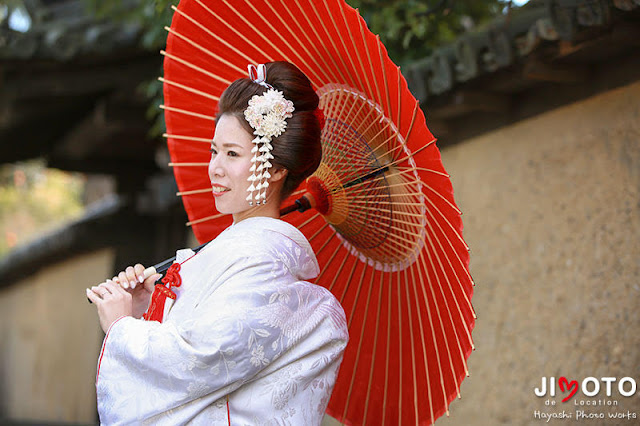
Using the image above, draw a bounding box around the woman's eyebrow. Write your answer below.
[211,141,244,149]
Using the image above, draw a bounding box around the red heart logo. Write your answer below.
[559,377,578,402]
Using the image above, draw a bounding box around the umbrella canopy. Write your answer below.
[162,0,475,424]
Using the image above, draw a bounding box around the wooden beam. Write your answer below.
[523,58,589,83]
[429,90,510,119]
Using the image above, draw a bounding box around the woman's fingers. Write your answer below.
[103,280,128,297]
[143,273,163,292]
[133,264,146,284]
[86,288,101,304]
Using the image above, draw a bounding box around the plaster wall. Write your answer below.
[437,81,640,425]
[0,249,114,423]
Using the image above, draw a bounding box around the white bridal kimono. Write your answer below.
[96,217,348,425]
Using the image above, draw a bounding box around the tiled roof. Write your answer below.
[404,0,640,143]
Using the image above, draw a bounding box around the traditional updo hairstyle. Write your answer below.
[216,61,323,201]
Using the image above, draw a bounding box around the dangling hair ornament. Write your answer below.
[244,64,295,205]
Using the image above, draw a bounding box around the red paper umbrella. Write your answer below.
[162,0,475,424]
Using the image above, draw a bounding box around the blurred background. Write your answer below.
[1,0,639,424]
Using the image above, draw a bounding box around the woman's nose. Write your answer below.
[208,155,224,177]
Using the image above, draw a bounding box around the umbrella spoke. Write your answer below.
[321,1,363,92]
[164,25,244,75]
[159,77,219,102]
[176,2,257,64]
[168,163,209,167]
[186,212,226,227]
[160,105,216,121]
[404,267,429,424]
[221,0,286,60]
[161,50,232,85]
[177,187,213,196]
[163,133,211,144]
[362,270,386,424]
[342,264,374,420]
[192,0,270,61]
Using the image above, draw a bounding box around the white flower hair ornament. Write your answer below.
[243,66,295,205]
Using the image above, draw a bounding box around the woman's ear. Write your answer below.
[270,167,288,183]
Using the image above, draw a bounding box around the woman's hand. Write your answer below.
[87,280,133,333]
[87,264,162,332]
[113,264,163,319]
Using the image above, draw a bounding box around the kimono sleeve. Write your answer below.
[96,253,293,424]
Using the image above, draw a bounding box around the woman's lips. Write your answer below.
[212,185,230,197]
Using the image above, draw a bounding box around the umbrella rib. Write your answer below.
[299,1,352,86]
[239,0,303,64]
[408,262,436,423]
[349,190,426,200]
[382,270,392,425]
[177,188,213,196]
[320,1,363,90]
[316,238,345,286]
[358,16,384,112]
[419,226,469,401]
[378,37,393,120]
[161,50,232,86]
[279,0,337,84]
[319,246,349,292]
[260,0,328,86]
[337,3,372,98]
[422,189,467,248]
[220,0,287,60]
[402,269,420,425]
[164,26,244,75]
[160,105,216,121]
[418,233,469,390]
[396,99,420,161]
[163,133,211,144]
[423,210,475,352]
[343,264,375,421]
[329,2,364,95]
[192,0,271,60]
[396,271,404,425]
[338,255,360,304]
[424,204,476,326]
[345,178,424,196]
[362,270,386,424]
[313,230,337,259]
[341,202,424,219]
[159,77,219,102]
[412,166,450,178]
[293,211,321,231]
[422,182,463,215]
[336,167,418,193]
[329,136,435,191]
[186,212,226,227]
[307,221,330,243]
[169,163,209,167]
[171,4,257,65]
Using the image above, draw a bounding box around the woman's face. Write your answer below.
[209,114,284,222]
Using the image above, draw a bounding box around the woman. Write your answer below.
[87,61,349,425]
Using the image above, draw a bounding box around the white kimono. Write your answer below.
[96,217,349,425]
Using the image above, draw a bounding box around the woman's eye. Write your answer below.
[210,148,217,155]
[228,151,238,157]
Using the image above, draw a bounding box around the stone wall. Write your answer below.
[0,249,114,423]
[437,81,640,425]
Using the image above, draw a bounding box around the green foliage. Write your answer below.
[347,0,505,65]
[80,0,510,134]
[0,160,84,257]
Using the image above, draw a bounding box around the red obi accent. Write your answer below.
[162,262,182,288]
[142,262,182,322]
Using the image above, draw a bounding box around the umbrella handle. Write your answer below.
[87,194,315,304]
[87,266,158,304]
